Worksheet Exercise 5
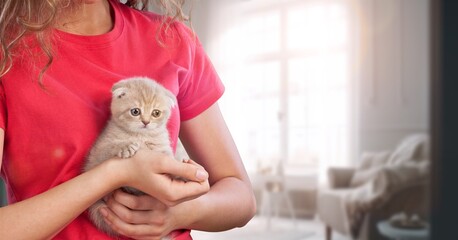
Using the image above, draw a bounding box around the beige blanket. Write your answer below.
[344,134,429,237]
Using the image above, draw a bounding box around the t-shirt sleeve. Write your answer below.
[0,82,7,130]
[176,24,225,121]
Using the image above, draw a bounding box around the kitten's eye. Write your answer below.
[130,108,141,116]
[152,109,162,118]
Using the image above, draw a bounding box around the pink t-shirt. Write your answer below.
[0,0,224,239]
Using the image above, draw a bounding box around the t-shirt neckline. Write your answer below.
[53,0,124,48]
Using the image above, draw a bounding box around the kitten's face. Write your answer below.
[111,78,176,133]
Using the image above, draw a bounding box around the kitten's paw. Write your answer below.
[117,143,140,158]
[145,141,156,150]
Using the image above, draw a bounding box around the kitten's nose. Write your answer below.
[142,120,150,126]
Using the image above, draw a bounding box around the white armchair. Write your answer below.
[317,134,430,240]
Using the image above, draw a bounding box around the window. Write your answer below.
[208,0,355,177]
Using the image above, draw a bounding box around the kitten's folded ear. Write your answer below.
[112,83,127,99]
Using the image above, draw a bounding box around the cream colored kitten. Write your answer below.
[84,77,176,238]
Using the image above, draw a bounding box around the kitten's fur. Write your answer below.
[84,77,176,238]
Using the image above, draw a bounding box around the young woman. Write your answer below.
[0,0,256,239]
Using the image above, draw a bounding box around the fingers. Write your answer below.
[157,159,210,205]
[158,158,209,182]
[125,149,210,205]
[158,176,209,206]
[101,207,164,240]
[105,195,153,225]
[182,159,205,170]
[102,191,170,239]
[111,189,166,211]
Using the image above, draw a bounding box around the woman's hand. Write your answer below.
[101,189,181,240]
[114,148,210,207]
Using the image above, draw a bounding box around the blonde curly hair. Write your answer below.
[0,0,189,81]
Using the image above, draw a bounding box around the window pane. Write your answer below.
[243,11,281,56]
[207,0,353,175]
[287,54,349,167]
[230,61,281,172]
[287,3,348,51]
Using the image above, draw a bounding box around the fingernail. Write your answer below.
[196,169,208,181]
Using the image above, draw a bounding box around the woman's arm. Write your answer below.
[103,103,257,238]
[0,129,209,239]
[178,103,257,230]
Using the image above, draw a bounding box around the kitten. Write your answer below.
[83,77,177,238]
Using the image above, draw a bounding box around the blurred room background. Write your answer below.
[0,0,432,239]
[188,0,431,239]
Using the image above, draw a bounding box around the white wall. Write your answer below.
[357,0,430,152]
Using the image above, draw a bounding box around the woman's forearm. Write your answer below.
[0,160,120,239]
[0,150,209,239]
[176,104,257,232]
[178,176,256,232]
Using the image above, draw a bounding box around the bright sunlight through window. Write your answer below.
[208,0,355,178]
